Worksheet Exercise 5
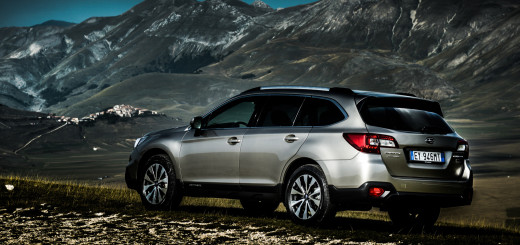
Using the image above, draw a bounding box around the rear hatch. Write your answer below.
[357,96,468,180]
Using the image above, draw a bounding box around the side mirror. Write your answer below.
[190,116,203,130]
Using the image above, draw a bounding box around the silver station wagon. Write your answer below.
[125,86,473,229]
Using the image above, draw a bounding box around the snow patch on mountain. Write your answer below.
[208,0,232,12]
[55,67,78,80]
[13,75,26,89]
[447,54,468,68]
[145,12,182,34]
[8,35,62,59]
[89,40,113,62]
[26,88,45,111]
[28,43,42,56]
[8,44,40,58]
[251,0,272,10]
[168,22,251,56]
[0,65,44,109]
[223,23,252,49]
[86,18,99,24]
[409,0,426,33]
[64,36,74,54]
[84,25,116,42]
[119,26,137,43]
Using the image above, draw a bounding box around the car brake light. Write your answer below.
[369,187,385,198]
[456,139,469,159]
[343,133,398,154]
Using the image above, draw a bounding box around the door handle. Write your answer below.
[284,134,299,143]
[227,137,241,145]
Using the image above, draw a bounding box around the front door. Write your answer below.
[179,96,264,186]
[180,128,247,185]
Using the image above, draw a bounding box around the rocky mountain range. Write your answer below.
[0,0,518,125]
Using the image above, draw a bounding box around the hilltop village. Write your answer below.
[50,104,159,125]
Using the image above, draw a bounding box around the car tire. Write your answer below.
[240,198,280,215]
[284,164,336,225]
[139,154,182,210]
[388,206,440,232]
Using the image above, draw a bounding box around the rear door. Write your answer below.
[359,97,466,180]
[239,95,310,187]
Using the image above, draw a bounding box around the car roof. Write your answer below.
[240,86,443,116]
[240,86,417,99]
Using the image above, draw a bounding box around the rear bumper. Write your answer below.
[330,180,473,210]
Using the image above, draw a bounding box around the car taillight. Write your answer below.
[368,187,385,198]
[456,139,469,159]
[343,133,399,154]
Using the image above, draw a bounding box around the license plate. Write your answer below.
[410,151,445,163]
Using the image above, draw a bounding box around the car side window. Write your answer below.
[294,98,345,126]
[205,97,263,129]
[257,96,305,127]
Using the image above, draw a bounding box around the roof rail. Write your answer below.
[241,86,331,94]
[241,86,354,94]
[395,92,417,97]
[260,86,330,91]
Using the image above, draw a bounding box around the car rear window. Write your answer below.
[294,98,346,126]
[359,98,453,134]
[257,96,305,127]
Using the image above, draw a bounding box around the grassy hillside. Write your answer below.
[55,73,273,120]
[1,176,519,244]
[0,112,180,182]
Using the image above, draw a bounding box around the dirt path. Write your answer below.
[14,123,68,154]
[0,206,391,244]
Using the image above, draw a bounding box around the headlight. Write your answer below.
[134,136,148,148]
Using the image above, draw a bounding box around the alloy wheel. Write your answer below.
[288,174,322,220]
[142,163,169,205]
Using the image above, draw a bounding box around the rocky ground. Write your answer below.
[0,205,388,245]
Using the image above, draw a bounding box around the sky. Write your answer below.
[0,0,318,28]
